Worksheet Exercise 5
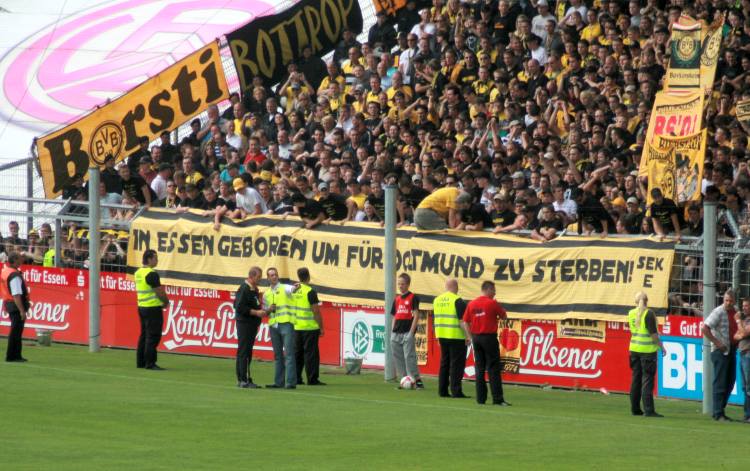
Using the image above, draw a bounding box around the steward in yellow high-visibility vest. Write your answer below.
[433,279,469,398]
[263,267,298,389]
[134,249,169,371]
[43,248,55,267]
[627,292,664,417]
[292,267,326,386]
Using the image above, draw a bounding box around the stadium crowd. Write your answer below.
[2,0,749,289]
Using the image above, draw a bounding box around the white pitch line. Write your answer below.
[1,362,732,434]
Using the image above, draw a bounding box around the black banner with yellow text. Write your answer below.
[227,0,363,92]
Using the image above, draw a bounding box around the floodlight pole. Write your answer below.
[88,167,101,353]
[384,184,397,381]
[702,201,717,415]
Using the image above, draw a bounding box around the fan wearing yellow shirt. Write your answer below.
[414,186,461,230]
[580,10,602,41]
[345,179,368,221]
[317,62,346,95]
[280,72,313,114]
[366,76,384,104]
[386,72,413,107]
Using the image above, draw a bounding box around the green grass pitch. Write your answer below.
[1,339,747,470]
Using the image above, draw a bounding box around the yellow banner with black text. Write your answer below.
[36,42,229,198]
[127,210,675,321]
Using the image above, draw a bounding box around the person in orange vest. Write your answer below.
[1,252,30,362]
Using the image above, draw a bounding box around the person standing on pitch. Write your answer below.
[234,266,268,389]
[627,292,665,417]
[461,281,510,406]
[702,289,739,421]
[291,267,326,386]
[134,249,169,370]
[433,279,469,398]
[391,273,424,389]
[1,252,30,362]
[264,268,298,389]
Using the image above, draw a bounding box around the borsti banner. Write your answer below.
[127,210,675,321]
[665,20,702,91]
[36,42,229,197]
[639,91,703,176]
[227,0,363,93]
[654,130,706,203]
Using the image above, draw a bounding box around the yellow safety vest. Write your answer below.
[291,283,319,331]
[134,267,163,308]
[263,284,294,325]
[43,249,55,267]
[628,308,659,354]
[433,291,464,340]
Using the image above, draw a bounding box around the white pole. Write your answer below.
[383,184,397,381]
[702,201,717,414]
[88,167,101,353]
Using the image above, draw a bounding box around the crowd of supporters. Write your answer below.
[5,0,750,283]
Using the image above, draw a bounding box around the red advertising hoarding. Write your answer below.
[4,265,698,395]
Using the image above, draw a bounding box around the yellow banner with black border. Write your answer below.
[654,129,706,204]
[639,91,703,176]
[36,42,229,198]
[665,19,702,91]
[127,210,675,322]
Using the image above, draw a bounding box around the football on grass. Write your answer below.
[400,376,415,389]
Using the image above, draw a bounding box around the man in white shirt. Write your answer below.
[150,164,173,201]
[552,184,577,225]
[233,178,265,216]
[563,0,588,25]
[410,9,436,37]
[532,0,556,40]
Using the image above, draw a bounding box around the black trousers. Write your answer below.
[629,351,658,414]
[472,334,504,404]
[236,316,261,383]
[5,306,25,361]
[137,307,163,368]
[295,329,320,384]
[438,338,467,396]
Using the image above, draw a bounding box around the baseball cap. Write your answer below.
[627,196,639,205]
[232,177,246,191]
[412,174,422,182]
[318,181,329,190]
[511,171,526,179]
[508,120,521,128]
[260,170,273,182]
[493,193,506,201]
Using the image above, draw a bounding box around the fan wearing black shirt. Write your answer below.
[455,192,492,231]
[317,182,348,221]
[119,165,154,208]
[291,193,326,229]
[649,188,681,240]
[531,205,564,242]
[573,189,612,237]
[366,184,386,220]
[489,194,517,228]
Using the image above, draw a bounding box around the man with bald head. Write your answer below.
[432,279,469,398]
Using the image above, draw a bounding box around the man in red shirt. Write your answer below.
[462,281,510,406]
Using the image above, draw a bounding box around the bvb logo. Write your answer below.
[89,121,124,165]
[676,36,697,62]
[661,171,675,199]
[701,32,721,67]
[351,320,371,356]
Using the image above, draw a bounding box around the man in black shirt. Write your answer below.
[434,278,469,398]
[234,266,268,388]
[317,182,348,221]
[573,189,612,237]
[119,165,154,208]
[649,188,681,239]
[489,194,516,228]
[398,176,430,222]
[135,250,169,370]
[531,204,564,242]
[455,192,492,231]
[292,193,326,229]
[683,204,703,237]
[366,184,386,220]
[101,155,122,194]
[127,136,151,173]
